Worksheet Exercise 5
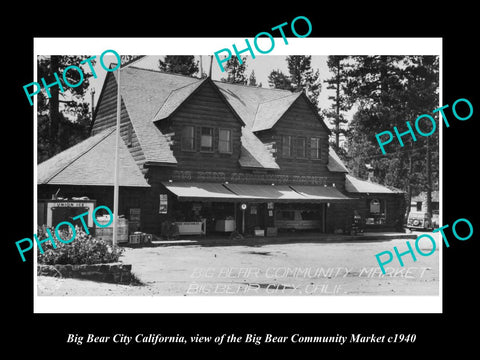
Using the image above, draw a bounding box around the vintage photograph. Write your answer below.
[34,47,440,302]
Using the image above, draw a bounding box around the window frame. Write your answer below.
[282,135,292,158]
[180,125,196,152]
[310,137,321,160]
[200,126,214,153]
[218,128,233,154]
[295,136,307,159]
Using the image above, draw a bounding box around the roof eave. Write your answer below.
[143,161,178,168]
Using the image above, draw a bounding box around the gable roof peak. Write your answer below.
[123,65,204,81]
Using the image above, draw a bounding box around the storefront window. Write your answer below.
[181,126,195,151]
[200,127,213,152]
[219,129,232,153]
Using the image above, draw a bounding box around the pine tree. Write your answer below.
[248,70,257,86]
[267,56,322,109]
[286,56,321,109]
[37,55,95,163]
[220,56,248,84]
[343,55,439,223]
[158,55,199,76]
[324,55,352,150]
[343,55,409,182]
[267,69,293,90]
[401,55,439,222]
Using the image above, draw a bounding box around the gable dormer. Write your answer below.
[252,92,331,176]
[152,77,246,173]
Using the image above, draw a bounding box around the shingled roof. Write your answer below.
[215,81,295,128]
[327,148,349,173]
[113,68,200,165]
[251,92,303,132]
[345,175,402,194]
[91,67,341,172]
[152,79,207,121]
[38,128,150,187]
[239,128,280,170]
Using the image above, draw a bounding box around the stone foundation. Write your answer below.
[37,263,133,284]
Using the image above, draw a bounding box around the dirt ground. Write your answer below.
[37,232,440,297]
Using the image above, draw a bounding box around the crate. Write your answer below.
[254,229,265,237]
[129,234,142,244]
[95,216,129,243]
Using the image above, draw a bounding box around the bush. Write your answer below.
[37,226,124,265]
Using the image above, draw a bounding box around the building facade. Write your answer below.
[38,66,405,237]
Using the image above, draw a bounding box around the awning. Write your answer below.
[291,185,353,202]
[162,182,238,201]
[224,183,306,201]
[163,182,354,203]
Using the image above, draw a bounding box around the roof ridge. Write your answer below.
[152,78,207,122]
[42,128,116,184]
[258,91,301,105]
[125,65,203,81]
[214,80,294,93]
[251,92,303,132]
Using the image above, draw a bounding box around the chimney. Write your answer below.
[365,163,374,181]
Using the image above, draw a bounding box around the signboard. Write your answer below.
[159,194,168,214]
[52,202,91,207]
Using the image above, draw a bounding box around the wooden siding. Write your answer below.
[255,95,343,186]
[155,81,242,176]
[346,193,406,231]
[92,72,146,172]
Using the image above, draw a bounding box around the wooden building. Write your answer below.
[410,191,439,213]
[38,66,405,236]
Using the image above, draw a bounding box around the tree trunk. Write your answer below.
[335,60,340,150]
[405,145,413,221]
[48,55,61,157]
[425,136,432,226]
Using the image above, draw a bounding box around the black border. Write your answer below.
[7,6,478,354]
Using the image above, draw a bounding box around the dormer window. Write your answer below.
[311,137,321,160]
[181,125,195,151]
[200,127,214,152]
[282,135,292,158]
[219,128,232,153]
[295,137,306,158]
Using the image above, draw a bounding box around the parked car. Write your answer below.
[406,211,438,231]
